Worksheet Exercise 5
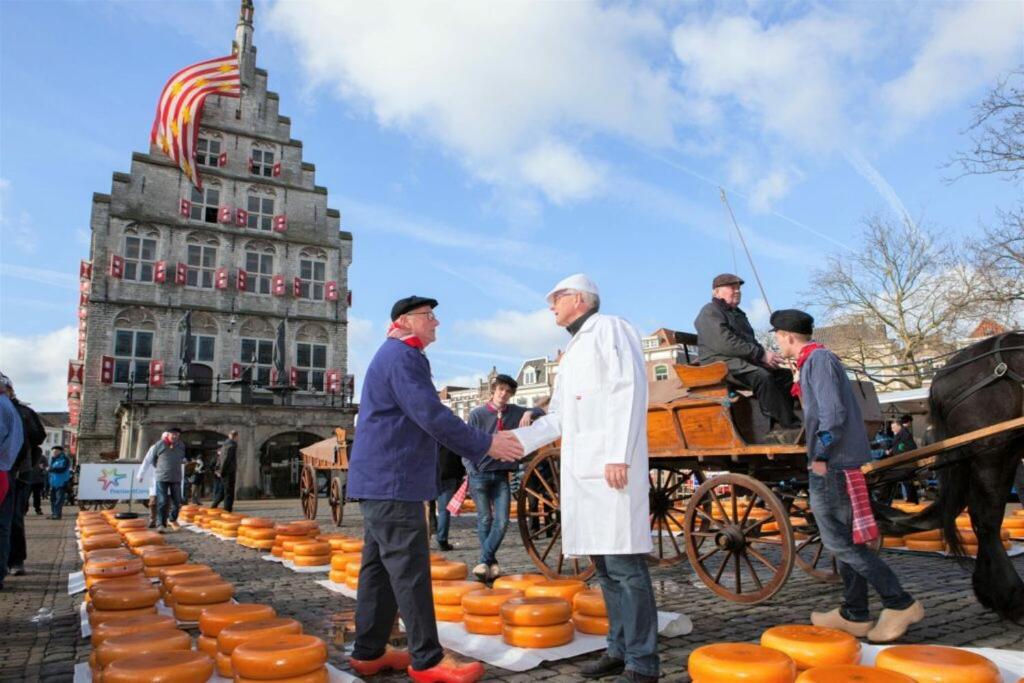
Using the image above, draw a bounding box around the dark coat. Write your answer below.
[800,347,872,470]
[217,438,238,477]
[693,297,766,374]
[438,446,466,482]
[888,429,917,456]
[12,400,45,482]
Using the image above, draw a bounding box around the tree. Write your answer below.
[948,68,1024,182]
[964,208,1024,321]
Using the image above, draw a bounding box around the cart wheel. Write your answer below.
[684,473,794,604]
[648,465,704,566]
[329,476,344,527]
[786,490,882,583]
[516,450,594,580]
[300,465,318,520]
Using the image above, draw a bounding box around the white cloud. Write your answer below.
[844,149,912,226]
[345,315,378,387]
[435,373,486,391]
[0,179,38,253]
[455,309,565,358]
[0,326,77,411]
[518,141,606,204]
[0,263,79,290]
[745,297,772,332]
[749,165,804,214]
[430,261,546,307]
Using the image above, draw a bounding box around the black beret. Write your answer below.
[712,273,745,288]
[493,374,518,391]
[390,296,439,321]
[769,309,814,335]
[167,427,182,434]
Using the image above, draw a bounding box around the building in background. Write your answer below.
[38,412,72,452]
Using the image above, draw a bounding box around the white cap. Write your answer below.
[545,273,599,304]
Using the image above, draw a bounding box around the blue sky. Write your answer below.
[1,0,1021,410]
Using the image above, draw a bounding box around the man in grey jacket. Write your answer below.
[137,427,186,532]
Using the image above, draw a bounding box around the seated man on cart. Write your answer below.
[694,272,801,442]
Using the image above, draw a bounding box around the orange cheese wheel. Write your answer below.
[83,535,123,552]
[795,665,915,682]
[760,625,861,670]
[293,541,331,556]
[283,551,295,562]
[219,530,238,539]
[231,634,328,679]
[1002,517,1024,529]
[87,576,151,594]
[275,524,313,536]
[330,552,362,570]
[493,574,547,592]
[573,589,607,618]
[525,579,587,603]
[329,569,347,584]
[905,539,945,552]
[89,605,159,628]
[434,603,465,622]
[244,528,277,541]
[81,524,116,537]
[251,539,276,550]
[500,597,573,627]
[142,548,189,567]
[116,518,149,531]
[903,530,942,542]
[91,614,178,647]
[198,602,277,637]
[272,546,285,557]
[158,564,213,583]
[875,645,1001,683]
[502,622,574,648]
[461,588,523,616]
[345,574,359,590]
[163,573,224,593]
[240,517,274,528]
[235,669,328,683]
[91,584,161,610]
[688,643,797,683]
[882,536,905,548]
[281,539,306,553]
[275,533,310,545]
[464,613,503,635]
[96,629,192,668]
[345,561,362,577]
[173,600,231,622]
[102,651,215,683]
[197,634,218,657]
[572,611,609,635]
[124,531,166,548]
[293,554,331,567]
[216,651,234,677]
[145,565,173,578]
[340,539,363,553]
[217,617,303,654]
[85,548,135,561]
[173,581,234,605]
[85,558,144,578]
[430,560,468,580]
[432,580,483,606]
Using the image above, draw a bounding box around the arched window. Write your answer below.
[242,239,275,295]
[298,247,327,300]
[122,224,160,283]
[239,318,275,386]
[196,130,224,169]
[249,142,276,178]
[295,323,328,391]
[183,312,218,363]
[189,181,221,224]
[185,233,219,289]
[654,365,669,381]
[246,185,276,231]
[112,308,157,384]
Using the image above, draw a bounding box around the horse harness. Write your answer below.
[943,333,1024,417]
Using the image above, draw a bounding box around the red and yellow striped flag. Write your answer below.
[150,54,241,188]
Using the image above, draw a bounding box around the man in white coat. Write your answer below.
[510,274,658,683]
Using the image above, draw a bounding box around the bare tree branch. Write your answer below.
[946,68,1024,184]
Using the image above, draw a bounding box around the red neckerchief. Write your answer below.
[485,402,505,431]
[162,434,175,447]
[387,322,424,350]
[791,342,826,398]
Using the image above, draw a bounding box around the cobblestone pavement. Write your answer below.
[2,499,1022,682]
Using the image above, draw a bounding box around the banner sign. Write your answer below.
[77,463,153,500]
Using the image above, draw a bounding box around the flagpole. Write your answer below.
[719,188,772,314]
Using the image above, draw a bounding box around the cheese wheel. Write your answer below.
[688,643,797,683]
[345,574,359,590]
[875,645,1001,683]
[502,622,575,648]
[216,651,234,677]
[573,589,607,618]
[281,539,306,553]
[293,541,331,556]
[244,528,277,541]
[760,625,860,670]
[102,651,215,683]
[85,558,144,578]
[276,534,310,546]
[145,565,174,578]
[91,614,177,647]
[240,517,274,528]
[283,551,295,562]
[795,665,915,682]
[461,588,523,616]
[86,548,136,562]
[275,525,314,537]
[340,539,363,553]
[163,573,224,593]
[158,564,214,583]
[234,669,328,683]
[882,536,905,548]
[197,634,218,657]
[124,531,166,548]
[1002,517,1024,529]
[905,539,945,552]
[293,554,331,567]
[173,600,231,622]
[330,552,362,571]
[956,529,1011,544]
[91,584,161,610]
[219,530,238,539]
[89,605,159,627]
[430,560,468,580]
[198,602,277,637]
[272,546,285,557]
[525,579,587,603]
[116,519,150,531]
[83,535,123,551]
[329,569,347,584]
[217,617,303,654]
[432,580,483,606]
[903,530,942,542]
[251,539,276,550]
[493,574,547,592]
[96,629,192,668]
[173,581,235,605]
[231,634,328,679]
[87,576,151,594]
[572,611,609,635]
[142,548,189,567]
[434,603,465,622]
[501,597,573,627]
[464,613,503,635]
[82,524,116,537]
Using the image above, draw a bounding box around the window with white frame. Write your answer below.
[185,334,215,363]
[654,365,669,381]
[240,338,274,386]
[189,184,220,223]
[196,136,222,168]
[123,235,157,283]
[642,337,659,350]
[298,259,326,300]
[523,368,536,385]
[186,244,217,289]
[295,342,326,391]
[246,193,274,231]
[245,251,273,295]
[113,329,153,384]
[250,148,275,177]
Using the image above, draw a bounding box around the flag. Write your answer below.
[179,310,194,366]
[150,54,241,188]
[272,320,287,384]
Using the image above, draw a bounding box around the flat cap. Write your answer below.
[391,295,439,321]
[712,273,745,288]
[769,309,814,335]
[493,374,518,391]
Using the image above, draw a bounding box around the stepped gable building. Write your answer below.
[69,2,355,499]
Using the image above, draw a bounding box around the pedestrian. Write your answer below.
[772,309,924,642]
[4,384,46,579]
[137,428,186,532]
[463,374,543,580]
[435,445,465,552]
[47,446,72,519]
[27,447,46,515]
[886,416,919,503]
[0,373,25,591]
[211,430,238,512]
[345,295,523,683]
[510,274,659,683]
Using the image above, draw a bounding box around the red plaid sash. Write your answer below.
[446,477,469,516]
[844,468,879,544]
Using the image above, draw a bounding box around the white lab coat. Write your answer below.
[511,313,651,556]
[137,444,158,497]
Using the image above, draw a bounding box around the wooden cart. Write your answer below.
[299,428,349,527]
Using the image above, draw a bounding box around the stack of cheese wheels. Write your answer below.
[760,625,861,670]
[572,589,609,635]
[461,588,523,635]
[217,618,304,677]
[115,518,149,536]
[500,597,575,648]
[161,570,222,606]
[316,532,351,553]
[231,634,329,682]
[272,521,320,558]
[213,512,245,538]
[196,603,277,677]
[430,559,468,581]
[87,578,161,628]
[526,579,587,603]
[93,628,192,678]
[956,528,1012,556]
[292,540,332,568]
[795,665,915,682]
[178,504,200,523]
[124,529,167,554]
[157,564,215,594]
[688,643,796,683]
[882,536,905,548]
[170,573,235,622]
[139,546,189,578]
[200,507,223,530]
[903,530,944,552]
[344,560,361,590]
[80,520,123,553]
[91,613,177,649]
[83,552,144,591]
[101,651,214,683]
[238,517,276,550]
[875,645,1000,683]
[329,552,362,585]
[1003,514,1024,536]
[431,580,481,623]
[492,573,546,593]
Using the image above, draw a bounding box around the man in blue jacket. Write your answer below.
[346,296,523,683]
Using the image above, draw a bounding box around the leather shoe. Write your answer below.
[438,541,454,552]
[810,608,872,637]
[580,654,625,679]
[349,646,411,676]
[867,601,925,643]
[407,654,485,683]
[612,671,659,683]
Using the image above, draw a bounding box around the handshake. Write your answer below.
[487,431,525,462]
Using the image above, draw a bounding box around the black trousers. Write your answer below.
[30,483,44,513]
[730,366,800,429]
[353,500,443,671]
[212,473,236,512]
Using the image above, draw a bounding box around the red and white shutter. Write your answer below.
[179,198,192,217]
[77,339,86,361]
[231,362,242,380]
[218,152,228,168]
[270,368,279,386]
[68,361,84,385]
[68,400,80,427]
[272,162,282,177]
[154,260,167,283]
[289,367,299,387]
[79,293,89,307]
[215,267,229,290]
[218,206,233,224]
[248,157,255,173]
[148,360,165,387]
[272,214,287,233]
[346,290,353,307]
[293,276,302,298]
[325,369,341,394]
[236,269,248,291]
[77,306,88,321]
[235,208,248,227]
[100,356,115,384]
[108,254,124,279]
[175,262,187,285]
[79,260,93,280]
[272,274,286,296]
[325,281,338,301]
[69,434,78,455]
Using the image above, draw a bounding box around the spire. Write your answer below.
[233,0,256,86]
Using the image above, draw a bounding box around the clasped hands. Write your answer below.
[487,432,525,462]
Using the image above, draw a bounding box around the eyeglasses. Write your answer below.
[405,311,437,321]
[550,290,575,303]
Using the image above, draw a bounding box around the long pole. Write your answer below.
[719,188,772,314]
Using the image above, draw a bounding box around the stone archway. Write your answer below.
[259,431,322,498]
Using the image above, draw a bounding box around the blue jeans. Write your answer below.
[593,554,660,677]
[156,480,182,527]
[435,478,461,544]
[468,471,510,565]
[809,468,914,622]
[50,485,67,518]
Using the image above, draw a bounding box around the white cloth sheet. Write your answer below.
[73,661,361,683]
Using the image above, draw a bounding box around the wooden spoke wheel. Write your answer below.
[648,465,704,566]
[299,464,318,520]
[786,489,881,583]
[329,475,344,527]
[516,451,594,580]
[683,473,794,604]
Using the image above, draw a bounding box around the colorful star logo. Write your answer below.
[97,468,126,492]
